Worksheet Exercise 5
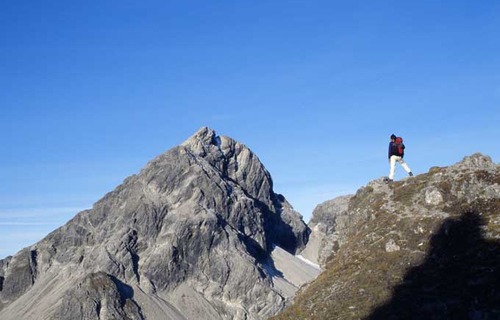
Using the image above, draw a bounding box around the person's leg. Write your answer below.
[398,158,413,176]
[389,156,398,180]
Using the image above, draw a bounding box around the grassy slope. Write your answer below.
[272,163,500,320]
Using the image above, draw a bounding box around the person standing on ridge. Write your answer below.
[387,134,413,182]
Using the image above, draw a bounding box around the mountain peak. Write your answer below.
[0,128,312,320]
[181,126,221,155]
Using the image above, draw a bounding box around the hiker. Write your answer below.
[387,134,413,182]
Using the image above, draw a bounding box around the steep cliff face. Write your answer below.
[0,127,317,320]
[275,153,500,319]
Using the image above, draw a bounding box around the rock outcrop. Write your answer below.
[0,127,319,320]
[276,153,500,319]
[299,195,352,267]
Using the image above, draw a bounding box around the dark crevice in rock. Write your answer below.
[95,300,102,319]
[29,250,38,285]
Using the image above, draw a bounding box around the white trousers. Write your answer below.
[389,155,412,179]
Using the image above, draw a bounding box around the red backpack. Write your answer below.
[395,137,405,156]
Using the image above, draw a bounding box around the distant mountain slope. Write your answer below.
[0,127,318,320]
[273,153,500,319]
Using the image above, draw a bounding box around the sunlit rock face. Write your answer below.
[0,127,316,320]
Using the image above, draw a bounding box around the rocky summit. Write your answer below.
[0,127,319,320]
[274,153,500,320]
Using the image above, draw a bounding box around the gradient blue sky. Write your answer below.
[1,1,499,258]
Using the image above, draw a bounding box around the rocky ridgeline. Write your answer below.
[0,127,318,320]
[275,153,500,319]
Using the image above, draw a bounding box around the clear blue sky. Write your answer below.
[1,1,499,258]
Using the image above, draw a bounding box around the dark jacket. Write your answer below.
[388,141,403,159]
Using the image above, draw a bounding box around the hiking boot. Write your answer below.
[409,172,414,177]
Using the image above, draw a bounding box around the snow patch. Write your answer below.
[296,255,321,270]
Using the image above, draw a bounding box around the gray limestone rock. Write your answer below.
[300,195,353,266]
[384,239,400,253]
[424,187,444,205]
[56,272,144,320]
[0,127,315,320]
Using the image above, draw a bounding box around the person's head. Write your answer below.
[390,134,397,141]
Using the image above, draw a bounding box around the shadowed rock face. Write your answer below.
[276,153,500,320]
[0,127,311,320]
